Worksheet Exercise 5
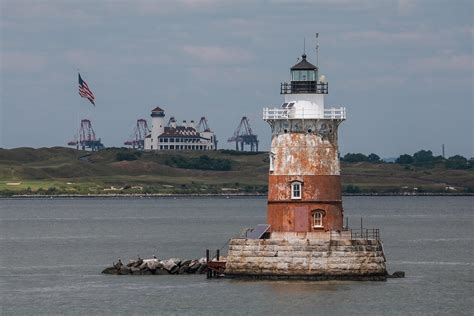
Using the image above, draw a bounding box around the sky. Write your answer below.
[1,0,473,158]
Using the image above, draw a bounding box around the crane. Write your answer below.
[68,119,104,151]
[196,117,210,132]
[124,119,150,149]
[227,117,259,152]
[196,116,218,150]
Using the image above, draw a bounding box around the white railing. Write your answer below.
[262,108,289,120]
[323,107,346,119]
[263,107,346,120]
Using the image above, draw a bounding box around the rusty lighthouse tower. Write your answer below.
[224,45,387,280]
[263,53,346,233]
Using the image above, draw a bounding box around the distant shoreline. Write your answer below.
[2,148,472,197]
[1,192,473,199]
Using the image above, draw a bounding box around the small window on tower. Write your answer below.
[313,211,323,228]
[269,152,275,172]
[291,182,302,199]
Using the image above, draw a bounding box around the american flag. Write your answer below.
[78,73,95,106]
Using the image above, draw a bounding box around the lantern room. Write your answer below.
[290,54,318,81]
[281,54,328,94]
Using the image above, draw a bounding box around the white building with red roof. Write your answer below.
[144,107,217,151]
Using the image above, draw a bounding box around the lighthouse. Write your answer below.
[145,106,165,151]
[224,50,387,280]
[263,53,346,233]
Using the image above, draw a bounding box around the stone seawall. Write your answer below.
[225,238,387,280]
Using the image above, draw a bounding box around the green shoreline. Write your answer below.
[2,192,473,199]
[1,147,473,196]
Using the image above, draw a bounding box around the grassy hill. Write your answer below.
[0,147,472,196]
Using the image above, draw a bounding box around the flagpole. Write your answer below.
[77,70,97,150]
[76,69,81,150]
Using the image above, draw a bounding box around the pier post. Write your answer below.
[206,249,211,279]
[214,249,220,277]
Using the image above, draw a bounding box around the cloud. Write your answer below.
[182,45,254,64]
[1,52,47,73]
[102,0,237,15]
[267,0,386,10]
[341,29,439,45]
[340,26,474,49]
[397,0,416,15]
[2,0,224,21]
[408,54,473,73]
[187,65,258,83]
[465,26,474,39]
[1,0,100,21]
[64,50,103,69]
[63,48,177,70]
[174,0,225,7]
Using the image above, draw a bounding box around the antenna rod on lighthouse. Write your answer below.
[315,32,319,68]
[303,37,306,55]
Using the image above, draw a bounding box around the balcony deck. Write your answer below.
[263,107,346,121]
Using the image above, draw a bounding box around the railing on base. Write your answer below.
[330,228,381,241]
[206,248,226,278]
[350,228,380,240]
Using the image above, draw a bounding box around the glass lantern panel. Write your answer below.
[292,70,316,81]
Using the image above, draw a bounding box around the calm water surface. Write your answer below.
[1,196,473,315]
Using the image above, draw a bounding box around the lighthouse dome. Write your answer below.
[291,54,317,70]
[290,54,318,82]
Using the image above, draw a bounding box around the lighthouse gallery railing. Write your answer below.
[263,107,346,120]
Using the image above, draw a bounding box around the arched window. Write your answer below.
[312,210,324,228]
[291,181,302,199]
[269,152,275,172]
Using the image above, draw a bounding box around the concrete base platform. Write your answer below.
[224,234,387,281]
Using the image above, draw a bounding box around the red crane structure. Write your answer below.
[124,119,150,149]
[227,116,259,152]
[67,119,104,151]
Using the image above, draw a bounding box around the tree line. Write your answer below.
[341,150,472,170]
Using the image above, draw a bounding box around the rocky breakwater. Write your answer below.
[102,257,208,275]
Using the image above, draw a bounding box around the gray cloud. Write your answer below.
[1,0,472,157]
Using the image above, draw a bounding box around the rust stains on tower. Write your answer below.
[263,54,346,233]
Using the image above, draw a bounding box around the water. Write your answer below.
[1,196,473,315]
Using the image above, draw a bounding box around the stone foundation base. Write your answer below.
[224,274,387,281]
[225,235,387,280]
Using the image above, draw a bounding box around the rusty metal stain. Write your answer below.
[267,202,343,232]
[268,175,341,201]
[293,207,307,232]
[271,132,340,176]
[267,119,344,233]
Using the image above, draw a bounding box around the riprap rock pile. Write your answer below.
[102,257,208,275]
